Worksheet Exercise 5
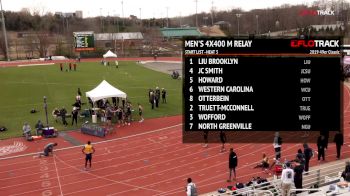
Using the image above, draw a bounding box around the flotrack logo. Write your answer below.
[291,40,339,48]
[299,9,335,16]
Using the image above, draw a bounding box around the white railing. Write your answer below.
[205,160,348,196]
[288,188,323,195]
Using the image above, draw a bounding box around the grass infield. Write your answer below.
[0,61,182,139]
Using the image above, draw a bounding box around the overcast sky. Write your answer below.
[2,0,317,18]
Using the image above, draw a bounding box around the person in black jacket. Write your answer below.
[303,143,313,173]
[227,148,237,182]
[320,130,329,149]
[334,130,344,159]
[60,107,68,127]
[317,135,326,161]
[293,160,304,193]
[341,161,350,182]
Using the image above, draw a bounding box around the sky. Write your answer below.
[1,0,319,18]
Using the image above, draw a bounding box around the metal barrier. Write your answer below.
[205,159,348,196]
[288,188,323,195]
[233,189,274,196]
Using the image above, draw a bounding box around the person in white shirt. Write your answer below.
[273,132,282,160]
[281,162,294,196]
[22,122,32,141]
[186,178,198,196]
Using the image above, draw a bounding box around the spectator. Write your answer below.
[303,143,313,173]
[23,122,32,141]
[117,106,124,127]
[138,103,144,122]
[155,87,160,108]
[149,91,155,109]
[39,143,58,157]
[76,94,81,106]
[281,162,294,196]
[293,161,304,193]
[77,88,82,96]
[35,120,44,136]
[227,148,238,182]
[295,149,305,166]
[52,108,60,122]
[317,135,326,161]
[161,88,167,103]
[333,130,344,159]
[112,97,117,107]
[320,130,329,149]
[273,132,282,160]
[186,178,198,196]
[71,107,78,126]
[125,102,132,125]
[341,161,350,182]
[60,107,68,127]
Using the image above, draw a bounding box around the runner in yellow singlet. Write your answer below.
[82,141,95,170]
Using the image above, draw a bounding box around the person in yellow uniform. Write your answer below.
[82,141,95,170]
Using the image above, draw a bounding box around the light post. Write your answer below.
[256,15,259,35]
[43,96,49,129]
[195,0,198,27]
[0,0,9,61]
[139,8,142,27]
[236,14,242,36]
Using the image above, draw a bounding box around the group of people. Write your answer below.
[148,87,167,109]
[91,96,145,128]
[59,62,78,72]
[203,130,227,152]
[200,130,345,195]
[22,120,58,141]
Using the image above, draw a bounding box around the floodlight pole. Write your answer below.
[43,96,49,129]
[236,14,241,37]
[139,8,142,27]
[121,1,125,26]
[195,0,198,27]
[166,7,169,28]
[0,0,9,61]
[256,15,259,35]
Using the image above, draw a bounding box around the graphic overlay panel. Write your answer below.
[183,38,343,143]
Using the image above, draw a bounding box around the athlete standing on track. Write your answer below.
[220,130,227,152]
[203,130,209,148]
[82,141,95,170]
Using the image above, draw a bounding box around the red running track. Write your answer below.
[0,86,350,195]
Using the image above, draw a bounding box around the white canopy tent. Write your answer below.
[86,80,126,102]
[103,50,117,58]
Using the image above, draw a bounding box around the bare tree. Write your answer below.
[23,33,36,58]
[35,32,50,57]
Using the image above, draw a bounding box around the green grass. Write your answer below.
[0,62,182,139]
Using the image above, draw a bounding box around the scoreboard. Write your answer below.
[183,38,342,139]
[73,31,95,51]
